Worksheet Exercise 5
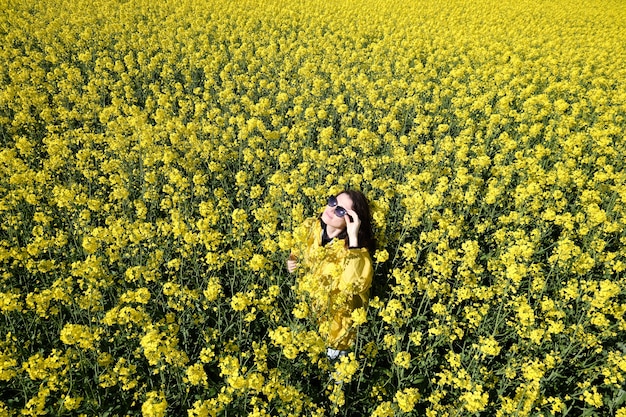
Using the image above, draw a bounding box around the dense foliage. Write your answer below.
[1,0,626,415]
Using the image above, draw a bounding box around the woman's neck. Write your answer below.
[325,223,344,239]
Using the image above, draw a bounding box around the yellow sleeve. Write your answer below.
[290,217,318,259]
[326,248,373,350]
[339,248,374,298]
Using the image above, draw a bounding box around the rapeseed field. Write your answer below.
[1,0,625,415]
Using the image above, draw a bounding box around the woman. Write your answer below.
[287,190,375,359]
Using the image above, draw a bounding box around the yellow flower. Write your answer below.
[249,253,267,271]
[61,395,82,411]
[328,383,345,411]
[515,298,535,327]
[545,396,566,414]
[371,401,394,417]
[0,349,18,382]
[581,386,603,408]
[186,363,208,387]
[230,292,251,312]
[235,170,248,187]
[59,323,101,350]
[203,277,222,302]
[3,0,626,415]
[292,301,309,319]
[219,355,241,378]
[395,387,420,413]
[379,298,405,325]
[22,350,69,382]
[141,391,167,417]
[475,336,501,356]
[0,291,22,313]
[140,325,189,367]
[81,236,99,254]
[460,384,489,413]
[23,387,51,417]
[350,307,367,326]
[393,351,411,369]
[383,333,397,350]
[119,287,151,304]
[522,360,546,383]
[374,248,389,263]
[409,331,422,346]
[332,353,359,383]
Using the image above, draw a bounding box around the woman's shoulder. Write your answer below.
[346,246,373,263]
[293,216,320,242]
[301,216,320,230]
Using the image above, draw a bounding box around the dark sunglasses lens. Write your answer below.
[327,195,337,207]
[334,206,347,217]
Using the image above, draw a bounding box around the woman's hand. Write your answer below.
[286,253,298,273]
[344,209,361,247]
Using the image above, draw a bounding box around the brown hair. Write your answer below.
[336,189,376,255]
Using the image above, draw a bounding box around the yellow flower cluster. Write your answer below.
[1,0,625,415]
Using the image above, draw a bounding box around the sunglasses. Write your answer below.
[327,195,349,218]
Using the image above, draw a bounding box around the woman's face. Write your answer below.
[321,193,353,229]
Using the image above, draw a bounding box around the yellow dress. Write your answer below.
[292,217,373,350]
